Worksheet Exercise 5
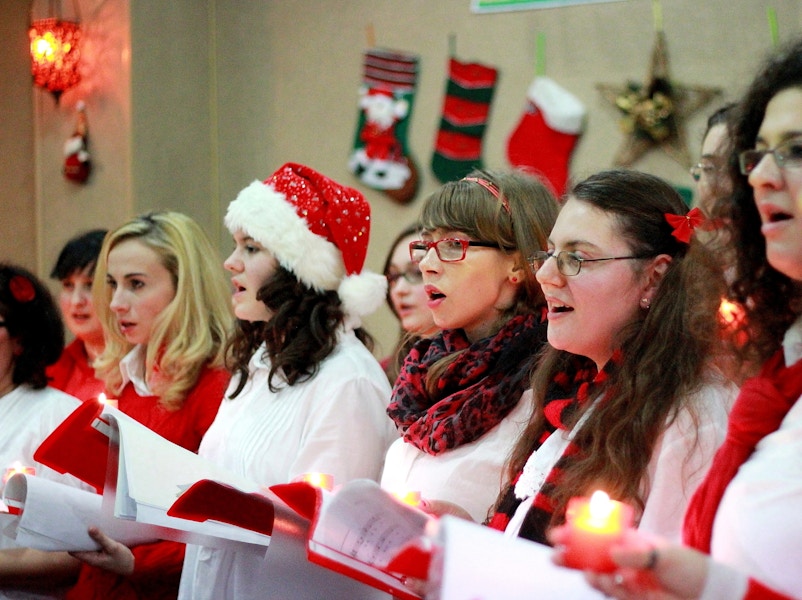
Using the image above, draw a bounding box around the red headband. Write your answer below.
[462,177,511,214]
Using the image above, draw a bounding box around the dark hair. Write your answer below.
[704,103,736,139]
[382,222,422,319]
[0,264,64,389]
[226,265,374,395]
[726,37,802,364]
[499,169,725,534]
[382,223,424,384]
[50,229,107,280]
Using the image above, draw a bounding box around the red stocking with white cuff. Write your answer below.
[506,76,586,197]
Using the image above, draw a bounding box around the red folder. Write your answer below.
[270,479,431,600]
[167,479,275,536]
[33,400,109,493]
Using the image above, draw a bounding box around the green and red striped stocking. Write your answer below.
[431,57,499,183]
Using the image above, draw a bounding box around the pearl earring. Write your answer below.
[641,297,651,309]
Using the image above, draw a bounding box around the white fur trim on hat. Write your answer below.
[527,76,587,134]
[338,271,387,320]
[225,180,344,292]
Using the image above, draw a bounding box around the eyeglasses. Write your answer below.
[386,264,424,286]
[689,161,718,182]
[409,239,501,263]
[528,250,649,277]
[738,137,802,175]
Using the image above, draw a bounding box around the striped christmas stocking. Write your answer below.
[431,57,499,183]
[348,48,419,204]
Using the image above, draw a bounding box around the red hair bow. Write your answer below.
[9,275,35,303]
[665,207,706,244]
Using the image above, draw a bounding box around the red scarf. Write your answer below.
[387,313,547,455]
[683,350,802,552]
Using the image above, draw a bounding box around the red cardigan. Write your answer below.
[46,339,106,402]
[64,365,230,600]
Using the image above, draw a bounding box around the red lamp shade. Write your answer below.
[28,18,82,103]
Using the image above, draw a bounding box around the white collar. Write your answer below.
[118,345,152,397]
[783,314,802,367]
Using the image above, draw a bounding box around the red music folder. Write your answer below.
[167,479,275,537]
[270,479,433,600]
[33,399,108,492]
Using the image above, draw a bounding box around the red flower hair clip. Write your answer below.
[9,275,36,303]
[665,207,706,244]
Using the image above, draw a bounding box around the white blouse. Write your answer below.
[0,384,85,600]
[179,330,396,600]
[505,374,736,543]
[381,390,535,523]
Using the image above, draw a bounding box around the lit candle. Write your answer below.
[3,462,36,484]
[562,490,634,573]
[392,490,422,507]
[301,472,334,491]
[98,393,118,409]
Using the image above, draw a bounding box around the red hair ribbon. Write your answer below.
[665,207,706,244]
[9,275,35,303]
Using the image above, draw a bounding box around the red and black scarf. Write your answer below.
[683,349,802,552]
[487,353,616,544]
[387,312,547,455]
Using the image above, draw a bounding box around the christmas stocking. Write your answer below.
[431,57,499,184]
[348,48,419,204]
[506,76,586,197]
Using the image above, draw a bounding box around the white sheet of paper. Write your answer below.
[103,406,260,516]
[313,479,431,568]
[2,474,155,551]
[433,516,606,600]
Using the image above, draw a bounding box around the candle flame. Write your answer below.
[718,299,742,326]
[393,490,422,507]
[302,473,333,491]
[3,462,36,484]
[588,490,615,526]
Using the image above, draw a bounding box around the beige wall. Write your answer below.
[2,0,801,357]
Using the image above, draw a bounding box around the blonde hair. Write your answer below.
[93,212,233,410]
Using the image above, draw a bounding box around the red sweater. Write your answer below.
[65,365,230,600]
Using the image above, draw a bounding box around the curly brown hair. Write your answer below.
[226,265,374,396]
[718,37,802,366]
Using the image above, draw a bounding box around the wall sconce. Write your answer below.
[29,1,82,103]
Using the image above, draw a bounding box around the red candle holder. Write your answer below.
[562,490,634,573]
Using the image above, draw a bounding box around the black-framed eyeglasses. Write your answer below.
[739,137,802,175]
[409,239,501,263]
[385,264,424,286]
[528,250,650,277]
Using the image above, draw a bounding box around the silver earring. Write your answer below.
[641,297,651,309]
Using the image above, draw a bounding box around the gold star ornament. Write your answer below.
[597,31,721,168]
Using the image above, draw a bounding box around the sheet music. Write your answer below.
[313,479,430,568]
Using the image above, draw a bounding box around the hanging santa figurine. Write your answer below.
[63,100,91,184]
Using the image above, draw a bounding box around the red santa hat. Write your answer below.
[224,162,386,319]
